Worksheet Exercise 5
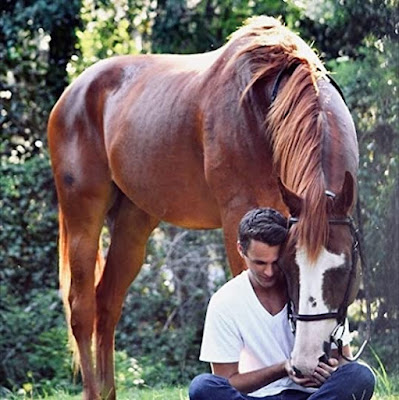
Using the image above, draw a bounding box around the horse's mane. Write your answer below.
[229,17,329,262]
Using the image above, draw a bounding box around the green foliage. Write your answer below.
[15,386,190,400]
[329,35,399,337]
[150,0,304,54]
[370,347,399,397]
[116,227,227,385]
[288,0,399,59]
[0,288,75,396]
[115,351,145,390]
[67,0,140,78]
[0,153,58,297]
[0,153,62,392]
[0,0,82,157]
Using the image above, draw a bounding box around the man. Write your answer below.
[189,208,375,400]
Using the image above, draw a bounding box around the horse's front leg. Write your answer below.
[220,196,285,276]
[95,197,159,399]
[220,204,253,276]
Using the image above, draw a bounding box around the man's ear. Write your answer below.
[278,177,302,217]
[237,241,244,257]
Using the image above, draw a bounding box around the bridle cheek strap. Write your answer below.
[286,216,370,363]
[327,321,369,362]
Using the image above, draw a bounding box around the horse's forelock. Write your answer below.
[300,179,329,263]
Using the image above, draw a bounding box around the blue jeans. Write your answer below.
[189,363,375,400]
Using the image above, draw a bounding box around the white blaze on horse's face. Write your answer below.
[291,246,345,375]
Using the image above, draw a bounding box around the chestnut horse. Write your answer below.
[48,16,359,400]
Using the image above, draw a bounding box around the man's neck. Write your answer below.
[249,275,288,315]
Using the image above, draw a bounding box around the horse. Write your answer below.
[47,16,360,400]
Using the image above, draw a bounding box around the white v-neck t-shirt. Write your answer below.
[200,270,315,397]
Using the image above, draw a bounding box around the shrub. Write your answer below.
[0,153,64,393]
[0,153,58,299]
[0,288,76,395]
[116,228,228,386]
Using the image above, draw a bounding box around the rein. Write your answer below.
[286,212,371,363]
[271,63,347,104]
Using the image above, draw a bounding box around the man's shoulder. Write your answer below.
[210,271,249,309]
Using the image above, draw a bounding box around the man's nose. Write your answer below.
[263,264,274,277]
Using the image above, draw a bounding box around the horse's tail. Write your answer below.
[58,209,78,370]
[58,209,105,373]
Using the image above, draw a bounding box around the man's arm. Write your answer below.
[212,361,297,394]
[332,344,352,365]
[212,351,344,394]
[213,361,323,393]
[331,344,353,365]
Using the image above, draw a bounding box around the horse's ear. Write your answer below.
[335,171,355,214]
[278,178,302,217]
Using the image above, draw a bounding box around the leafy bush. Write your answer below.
[0,288,76,396]
[0,153,63,393]
[115,350,145,390]
[0,153,58,299]
[116,228,228,386]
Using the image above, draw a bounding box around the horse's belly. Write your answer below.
[107,129,221,228]
[115,168,221,229]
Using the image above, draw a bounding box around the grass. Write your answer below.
[7,382,399,400]
[7,387,189,400]
[6,354,399,400]
[373,395,399,400]
[369,347,399,400]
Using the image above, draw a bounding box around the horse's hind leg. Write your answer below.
[95,195,159,400]
[56,175,113,400]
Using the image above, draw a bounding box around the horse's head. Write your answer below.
[278,171,361,376]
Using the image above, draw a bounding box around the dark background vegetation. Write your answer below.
[0,0,398,397]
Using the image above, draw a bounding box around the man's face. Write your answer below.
[238,239,282,290]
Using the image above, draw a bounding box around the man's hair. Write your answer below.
[238,208,288,254]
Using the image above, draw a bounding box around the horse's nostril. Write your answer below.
[292,366,304,378]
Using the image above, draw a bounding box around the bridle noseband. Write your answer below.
[285,210,370,362]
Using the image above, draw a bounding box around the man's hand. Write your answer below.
[285,358,339,388]
[285,360,315,387]
[311,358,338,386]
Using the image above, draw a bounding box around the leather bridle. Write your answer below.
[271,62,346,104]
[271,64,371,363]
[287,216,359,326]
[285,213,371,362]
